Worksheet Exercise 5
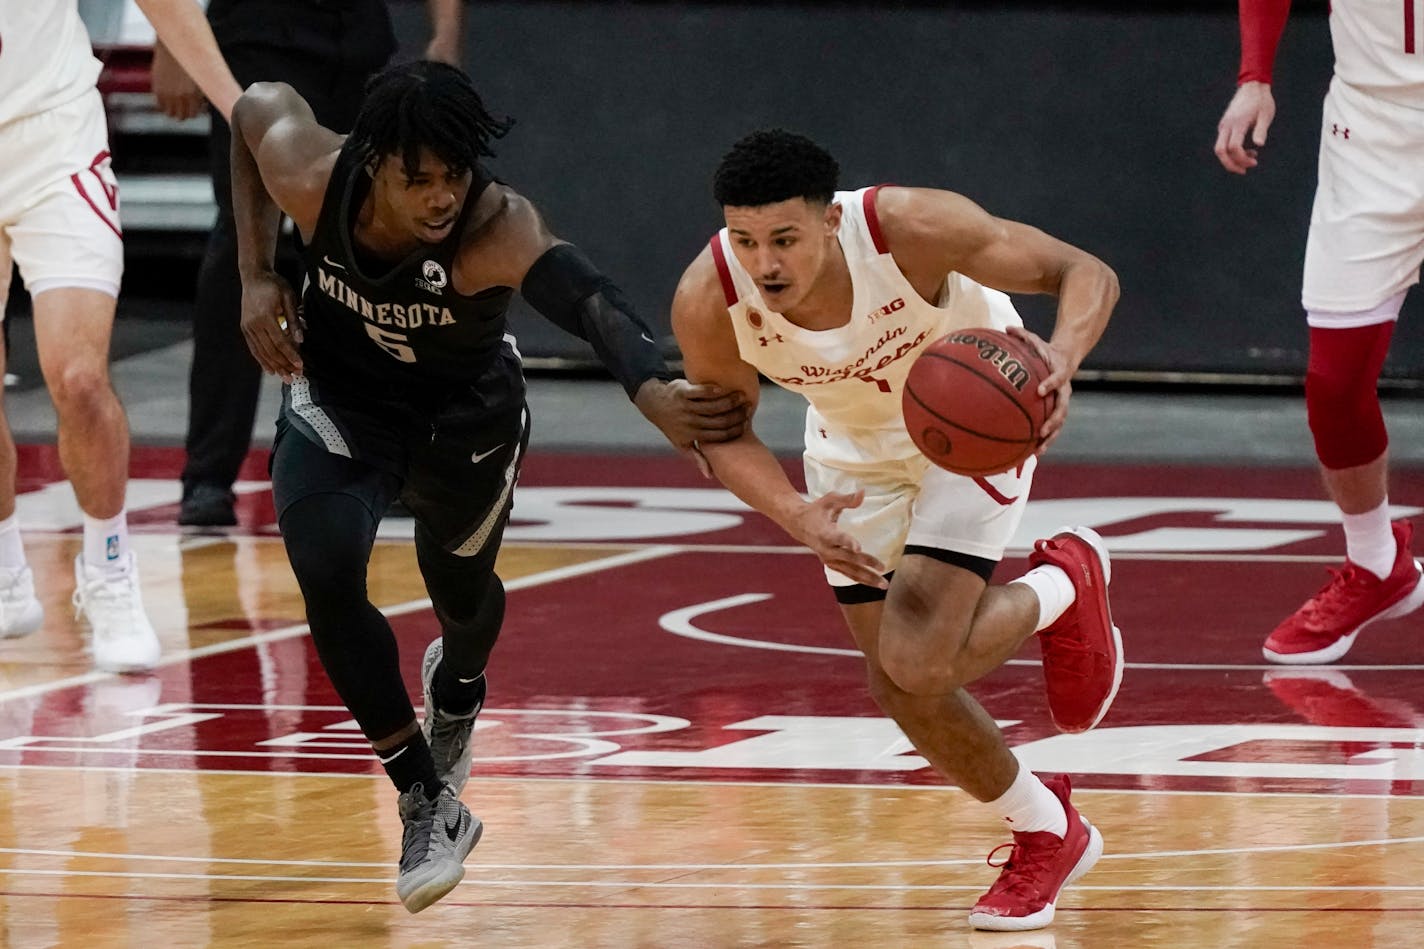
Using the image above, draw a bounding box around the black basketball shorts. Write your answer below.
[271,347,529,557]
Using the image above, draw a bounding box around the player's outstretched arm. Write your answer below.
[230,84,341,381]
[671,251,886,587]
[1215,0,1291,173]
[467,191,749,452]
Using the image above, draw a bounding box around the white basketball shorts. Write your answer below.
[0,88,122,309]
[804,449,1036,588]
[1302,77,1424,316]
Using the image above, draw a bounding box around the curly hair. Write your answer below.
[712,129,839,208]
[347,60,514,178]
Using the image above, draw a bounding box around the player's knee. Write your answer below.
[292,549,363,601]
[46,360,112,415]
[1306,369,1387,468]
[1306,323,1392,469]
[282,523,371,611]
[877,599,971,695]
[881,655,962,696]
[877,629,965,696]
[867,656,958,719]
[434,574,504,667]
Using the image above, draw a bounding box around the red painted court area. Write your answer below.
[4,447,1424,799]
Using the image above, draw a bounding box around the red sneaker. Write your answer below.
[1028,526,1123,734]
[1263,669,1417,728]
[968,774,1103,932]
[1263,520,1424,665]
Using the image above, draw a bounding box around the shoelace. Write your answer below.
[982,837,1062,901]
[1041,632,1095,680]
[399,783,437,872]
[1297,565,1375,623]
[72,574,143,625]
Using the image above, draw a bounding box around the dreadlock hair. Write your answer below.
[713,129,839,208]
[347,60,514,178]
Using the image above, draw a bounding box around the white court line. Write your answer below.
[5,832,1422,874]
[2,762,1422,801]
[2,865,1423,894]
[508,541,1378,566]
[0,545,680,705]
[657,593,1424,671]
[15,531,1378,564]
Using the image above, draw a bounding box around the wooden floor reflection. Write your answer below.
[4,768,1423,948]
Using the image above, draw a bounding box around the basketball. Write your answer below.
[902,328,1056,476]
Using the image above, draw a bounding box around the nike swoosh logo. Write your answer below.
[471,444,505,464]
[322,255,346,270]
[445,814,463,842]
[640,333,655,344]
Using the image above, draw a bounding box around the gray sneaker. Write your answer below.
[420,638,483,796]
[395,782,482,913]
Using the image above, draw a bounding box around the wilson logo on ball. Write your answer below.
[943,331,1032,391]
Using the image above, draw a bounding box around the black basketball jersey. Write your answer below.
[298,141,515,404]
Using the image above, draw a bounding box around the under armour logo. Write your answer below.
[757,333,784,347]
[1331,124,1350,139]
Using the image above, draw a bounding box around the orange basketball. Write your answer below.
[901,328,1056,476]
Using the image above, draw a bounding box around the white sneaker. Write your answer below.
[0,565,43,639]
[72,554,160,673]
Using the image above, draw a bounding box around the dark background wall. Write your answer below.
[395,0,1417,383]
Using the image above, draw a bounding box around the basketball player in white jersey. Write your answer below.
[0,1,239,670]
[671,129,1123,932]
[1215,0,1424,664]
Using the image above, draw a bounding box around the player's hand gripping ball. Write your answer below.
[902,328,1057,476]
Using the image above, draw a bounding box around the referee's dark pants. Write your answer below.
[181,0,394,499]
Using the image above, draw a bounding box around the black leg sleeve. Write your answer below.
[280,491,416,743]
[416,523,505,680]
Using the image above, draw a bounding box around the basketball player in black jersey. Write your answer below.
[229,60,748,913]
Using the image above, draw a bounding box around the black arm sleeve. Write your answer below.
[520,243,673,398]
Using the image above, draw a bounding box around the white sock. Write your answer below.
[1343,502,1395,580]
[0,513,27,571]
[82,510,131,575]
[988,763,1068,838]
[1010,565,1076,632]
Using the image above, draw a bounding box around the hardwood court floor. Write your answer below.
[1,446,1423,947]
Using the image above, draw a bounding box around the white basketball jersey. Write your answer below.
[0,2,103,128]
[711,186,1021,468]
[1331,0,1424,105]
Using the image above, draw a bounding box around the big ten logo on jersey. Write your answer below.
[865,297,905,323]
[417,259,448,295]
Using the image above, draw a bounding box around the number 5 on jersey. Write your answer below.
[366,324,417,363]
